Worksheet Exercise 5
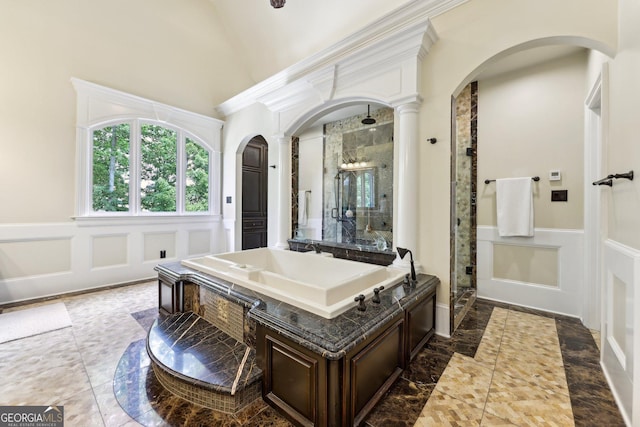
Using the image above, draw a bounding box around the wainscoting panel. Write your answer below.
[477,226,584,318]
[601,239,638,426]
[144,232,176,262]
[188,230,212,256]
[0,217,225,304]
[0,238,72,280]
[92,234,128,268]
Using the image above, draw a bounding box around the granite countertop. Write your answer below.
[156,262,439,360]
[288,238,396,255]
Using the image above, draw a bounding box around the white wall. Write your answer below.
[477,50,588,230]
[473,51,588,317]
[297,127,324,240]
[419,0,616,316]
[217,0,618,337]
[599,0,640,424]
[220,102,279,251]
[0,0,252,303]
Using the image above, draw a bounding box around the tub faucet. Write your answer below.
[372,286,385,304]
[396,247,417,284]
[305,242,321,254]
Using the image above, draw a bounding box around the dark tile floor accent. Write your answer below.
[131,307,162,331]
[116,300,624,426]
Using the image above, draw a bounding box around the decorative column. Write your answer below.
[274,134,291,249]
[393,100,421,268]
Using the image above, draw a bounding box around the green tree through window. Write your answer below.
[92,123,130,212]
[140,124,177,212]
[90,122,210,214]
[185,138,209,212]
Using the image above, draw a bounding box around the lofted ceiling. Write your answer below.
[207,1,591,127]
[207,0,412,84]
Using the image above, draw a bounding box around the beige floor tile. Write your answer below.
[484,377,574,427]
[58,389,105,427]
[496,342,563,368]
[93,381,138,427]
[414,390,484,427]
[0,328,92,405]
[433,353,493,409]
[480,412,518,426]
[590,329,601,351]
[494,351,568,396]
[474,307,508,366]
[503,312,556,339]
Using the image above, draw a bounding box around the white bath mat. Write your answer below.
[0,302,72,344]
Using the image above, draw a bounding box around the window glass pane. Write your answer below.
[92,123,130,212]
[140,124,177,212]
[185,138,209,212]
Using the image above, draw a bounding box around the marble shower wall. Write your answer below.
[322,107,394,245]
[455,82,478,290]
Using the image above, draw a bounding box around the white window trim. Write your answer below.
[72,78,223,220]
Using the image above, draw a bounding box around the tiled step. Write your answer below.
[146,312,262,413]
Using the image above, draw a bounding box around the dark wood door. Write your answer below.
[242,136,268,249]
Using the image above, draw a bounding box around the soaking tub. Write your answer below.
[181,248,405,319]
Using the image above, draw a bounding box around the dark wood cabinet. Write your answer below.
[258,317,405,427]
[406,294,435,363]
[256,288,435,427]
[155,262,439,427]
[348,318,404,426]
[158,278,183,314]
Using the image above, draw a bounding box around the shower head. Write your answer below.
[361,105,376,125]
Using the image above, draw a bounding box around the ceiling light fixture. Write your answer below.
[361,104,376,125]
[270,0,285,8]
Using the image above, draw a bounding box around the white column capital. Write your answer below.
[391,96,423,112]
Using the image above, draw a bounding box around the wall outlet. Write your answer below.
[160,250,166,259]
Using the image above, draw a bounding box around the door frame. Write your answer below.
[583,64,608,332]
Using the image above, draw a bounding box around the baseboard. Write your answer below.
[435,301,450,338]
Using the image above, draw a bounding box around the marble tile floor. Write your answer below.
[0,281,625,426]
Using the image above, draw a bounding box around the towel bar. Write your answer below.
[592,170,633,186]
[484,176,540,185]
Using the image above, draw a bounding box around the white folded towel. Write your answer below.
[496,177,534,237]
[298,190,309,226]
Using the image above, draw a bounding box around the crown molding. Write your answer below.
[217,0,466,117]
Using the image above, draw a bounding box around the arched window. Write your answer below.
[73,79,222,219]
[89,121,211,215]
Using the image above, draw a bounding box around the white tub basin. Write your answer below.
[181,248,405,319]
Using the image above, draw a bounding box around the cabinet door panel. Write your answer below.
[264,336,318,425]
[350,319,404,424]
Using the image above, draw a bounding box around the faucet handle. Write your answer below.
[354,294,366,311]
[372,286,385,303]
